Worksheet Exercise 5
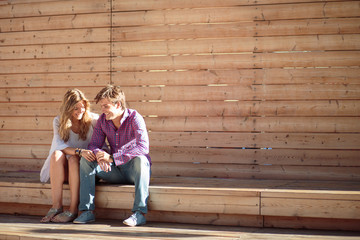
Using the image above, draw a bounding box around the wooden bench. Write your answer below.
[1,171,359,231]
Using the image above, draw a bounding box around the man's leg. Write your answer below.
[122,156,151,226]
[78,157,97,212]
[75,158,127,223]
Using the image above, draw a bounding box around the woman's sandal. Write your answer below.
[40,207,63,223]
[51,211,78,223]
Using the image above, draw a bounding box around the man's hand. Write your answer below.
[98,159,112,172]
[96,151,112,163]
[96,151,113,172]
[81,149,96,162]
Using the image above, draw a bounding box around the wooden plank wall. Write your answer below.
[1,0,360,182]
[0,0,112,172]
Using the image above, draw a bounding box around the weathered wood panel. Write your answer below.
[261,191,360,219]
[0,58,110,74]
[0,0,110,18]
[111,68,360,86]
[1,100,358,117]
[2,131,359,149]
[0,72,110,88]
[0,28,110,46]
[0,13,111,33]
[2,116,359,133]
[112,0,351,11]
[1,0,359,187]
[112,2,360,26]
[113,35,360,57]
[112,18,360,41]
[2,84,359,102]
[112,52,360,71]
[151,163,360,181]
[0,43,111,59]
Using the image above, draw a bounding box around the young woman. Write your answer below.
[40,89,98,223]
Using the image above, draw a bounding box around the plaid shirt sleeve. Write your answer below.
[88,115,106,155]
[113,112,149,165]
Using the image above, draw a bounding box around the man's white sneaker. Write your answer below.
[123,211,146,226]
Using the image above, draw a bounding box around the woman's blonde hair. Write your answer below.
[58,89,92,142]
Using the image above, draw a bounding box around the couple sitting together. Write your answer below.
[39,85,151,226]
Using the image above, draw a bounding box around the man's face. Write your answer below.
[99,98,123,120]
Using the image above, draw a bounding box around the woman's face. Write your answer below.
[72,101,86,120]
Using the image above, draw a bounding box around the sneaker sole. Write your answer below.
[123,220,146,227]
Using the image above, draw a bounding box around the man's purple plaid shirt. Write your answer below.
[88,108,151,166]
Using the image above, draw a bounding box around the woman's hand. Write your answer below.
[81,149,96,162]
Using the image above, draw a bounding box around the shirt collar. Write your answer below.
[120,108,128,125]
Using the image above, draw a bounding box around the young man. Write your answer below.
[73,85,151,226]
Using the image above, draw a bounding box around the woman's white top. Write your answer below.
[39,112,99,182]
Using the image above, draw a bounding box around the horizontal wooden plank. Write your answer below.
[126,85,360,101]
[2,131,359,149]
[0,42,110,59]
[149,132,360,149]
[0,145,360,168]
[149,192,259,214]
[0,72,110,88]
[0,183,260,215]
[0,0,110,18]
[261,197,360,219]
[0,158,44,172]
[0,0,76,5]
[113,34,360,56]
[2,68,357,88]
[2,116,359,133]
[122,85,360,101]
[144,117,360,133]
[2,146,360,167]
[0,145,49,159]
[1,100,359,117]
[0,203,264,228]
[0,57,110,74]
[264,215,360,231]
[2,84,359,102]
[151,163,360,181]
[261,189,360,200]
[112,51,360,71]
[112,2,360,26]
[149,147,360,166]
[0,13,110,33]
[111,68,360,86]
[112,18,360,41]
[112,0,348,11]
[0,28,110,46]
[0,87,103,102]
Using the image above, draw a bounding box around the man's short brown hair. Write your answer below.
[95,85,126,110]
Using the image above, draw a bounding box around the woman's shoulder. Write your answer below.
[52,115,60,125]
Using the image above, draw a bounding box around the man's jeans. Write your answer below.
[78,156,151,214]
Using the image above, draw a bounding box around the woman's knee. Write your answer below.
[51,150,66,164]
[68,155,79,166]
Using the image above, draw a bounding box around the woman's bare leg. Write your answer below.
[40,150,67,222]
[50,150,67,209]
[67,155,80,214]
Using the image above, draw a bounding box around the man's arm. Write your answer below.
[88,114,107,157]
[113,113,149,166]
